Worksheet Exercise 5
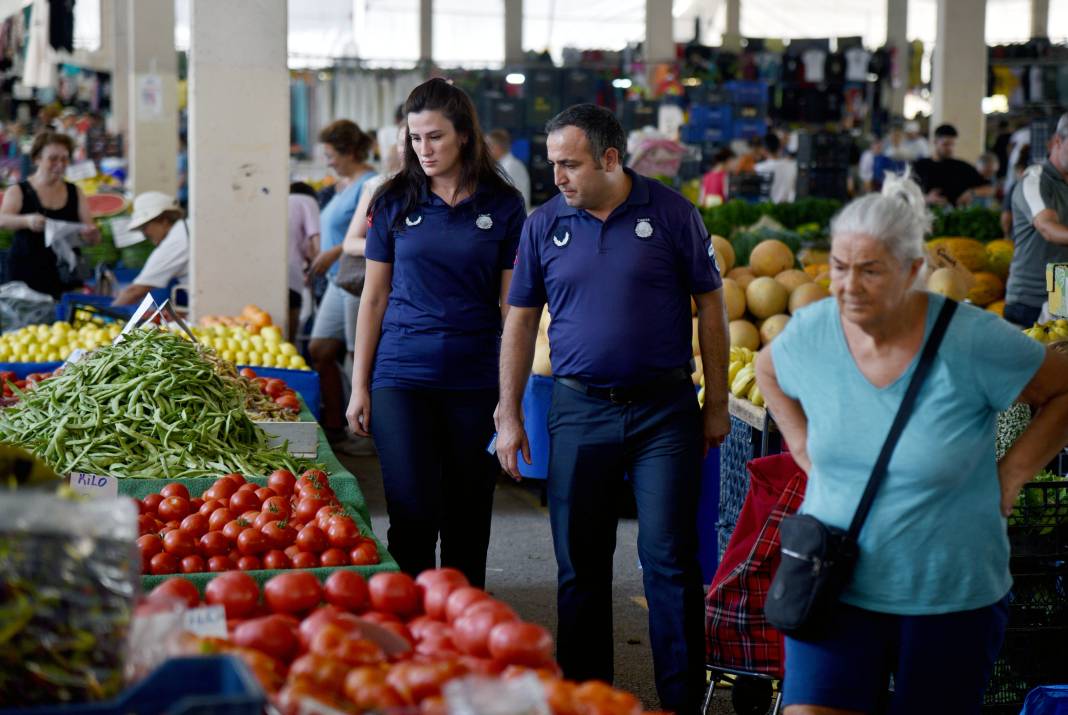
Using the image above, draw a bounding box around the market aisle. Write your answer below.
[340,454,735,714]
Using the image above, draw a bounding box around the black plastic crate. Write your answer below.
[1008,481,1068,559]
[1006,568,1068,628]
[984,626,1068,709]
[796,131,853,168]
[796,167,849,201]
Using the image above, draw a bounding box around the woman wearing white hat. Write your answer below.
[113,191,188,306]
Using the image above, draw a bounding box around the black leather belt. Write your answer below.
[555,367,691,404]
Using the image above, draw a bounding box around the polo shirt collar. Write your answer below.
[418,182,494,207]
[552,167,651,219]
[1044,159,1067,186]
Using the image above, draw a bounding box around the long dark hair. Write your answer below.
[373,78,518,231]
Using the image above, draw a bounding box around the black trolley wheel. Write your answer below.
[731,676,774,715]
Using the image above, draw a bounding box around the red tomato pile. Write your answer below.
[149,568,645,715]
[136,470,379,574]
[1,369,58,405]
[240,368,301,413]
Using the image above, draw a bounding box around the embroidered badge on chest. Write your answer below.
[635,218,653,239]
[476,214,493,230]
[405,214,423,227]
[552,231,571,247]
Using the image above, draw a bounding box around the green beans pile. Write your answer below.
[0,329,305,478]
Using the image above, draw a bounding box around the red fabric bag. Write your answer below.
[705,453,807,678]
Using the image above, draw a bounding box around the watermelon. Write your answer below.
[86,193,129,219]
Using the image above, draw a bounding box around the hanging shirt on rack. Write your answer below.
[824,52,846,84]
[845,47,871,83]
[48,0,73,52]
[802,49,826,84]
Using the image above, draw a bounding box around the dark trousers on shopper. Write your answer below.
[371,387,499,588]
[547,378,706,714]
[1003,302,1042,327]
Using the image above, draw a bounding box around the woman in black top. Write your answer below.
[0,131,99,298]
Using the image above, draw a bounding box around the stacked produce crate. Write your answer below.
[985,480,1068,712]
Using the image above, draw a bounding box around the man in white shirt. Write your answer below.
[486,129,531,212]
[755,133,798,203]
[113,192,189,306]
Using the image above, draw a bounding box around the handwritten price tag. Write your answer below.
[183,606,227,638]
[68,471,118,499]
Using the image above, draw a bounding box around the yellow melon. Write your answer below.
[729,320,761,350]
[927,268,969,301]
[775,269,813,294]
[967,271,1005,307]
[691,297,698,316]
[727,266,755,290]
[691,318,700,356]
[986,300,1006,317]
[986,239,1014,280]
[759,314,790,344]
[944,238,988,272]
[746,276,789,319]
[804,263,829,279]
[711,235,735,276]
[789,282,831,313]
[798,247,830,267]
[749,239,796,277]
[722,278,747,321]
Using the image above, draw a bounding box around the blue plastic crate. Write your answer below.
[688,104,731,129]
[242,365,321,420]
[717,414,755,559]
[0,656,265,715]
[724,80,768,107]
[0,360,63,378]
[731,118,768,141]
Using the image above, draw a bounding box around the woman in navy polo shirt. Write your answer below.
[347,78,525,587]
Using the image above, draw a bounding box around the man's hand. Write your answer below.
[494,403,530,481]
[702,400,730,457]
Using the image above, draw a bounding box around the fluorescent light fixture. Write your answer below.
[505,73,526,85]
[612,78,632,89]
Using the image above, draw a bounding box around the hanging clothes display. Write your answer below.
[48,0,73,53]
[22,0,55,89]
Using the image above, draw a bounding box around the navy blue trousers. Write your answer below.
[547,378,706,713]
[371,387,499,588]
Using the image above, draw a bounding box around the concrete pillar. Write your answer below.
[886,0,908,119]
[419,0,432,65]
[645,0,674,63]
[127,0,178,197]
[723,0,741,51]
[187,0,288,326]
[504,0,523,65]
[1031,0,1049,37]
[932,0,986,162]
[109,0,129,140]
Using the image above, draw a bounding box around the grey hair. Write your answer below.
[830,172,931,266]
[1057,112,1068,139]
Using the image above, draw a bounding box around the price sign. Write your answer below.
[68,471,118,499]
[183,606,227,638]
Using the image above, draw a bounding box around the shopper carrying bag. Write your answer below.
[754,174,1068,715]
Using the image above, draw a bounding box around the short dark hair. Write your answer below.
[318,119,373,162]
[289,181,317,198]
[30,131,74,161]
[764,132,781,155]
[545,104,625,166]
[934,124,958,138]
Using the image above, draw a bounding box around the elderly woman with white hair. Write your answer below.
[755,175,1068,714]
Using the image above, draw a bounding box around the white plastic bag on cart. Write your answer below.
[0,280,56,333]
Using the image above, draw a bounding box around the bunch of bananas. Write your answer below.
[1023,318,1068,344]
[728,346,764,407]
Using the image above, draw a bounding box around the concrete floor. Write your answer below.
[339,454,743,715]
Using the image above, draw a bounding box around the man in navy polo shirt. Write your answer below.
[496,104,729,713]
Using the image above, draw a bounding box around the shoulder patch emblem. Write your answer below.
[552,231,571,247]
[405,214,422,227]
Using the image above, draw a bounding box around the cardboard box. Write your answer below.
[255,420,318,458]
[1046,263,1068,318]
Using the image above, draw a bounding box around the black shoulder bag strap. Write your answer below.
[846,298,958,541]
